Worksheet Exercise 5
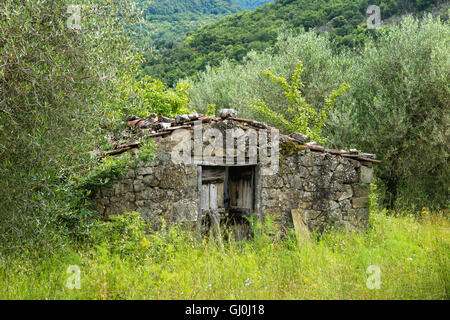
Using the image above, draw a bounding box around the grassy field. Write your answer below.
[0,210,448,300]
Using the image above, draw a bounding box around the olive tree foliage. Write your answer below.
[0,0,150,249]
[327,16,449,210]
[183,30,350,121]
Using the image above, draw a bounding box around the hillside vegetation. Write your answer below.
[144,0,241,44]
[237,0,274,10]
[142,0,273,45]
[143,0,446,86]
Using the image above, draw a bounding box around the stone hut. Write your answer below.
[93,110,379,234]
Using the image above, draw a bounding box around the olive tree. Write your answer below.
[0,0,150,249]
[328,16,449,210]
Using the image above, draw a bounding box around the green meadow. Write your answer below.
[1,210,448,300]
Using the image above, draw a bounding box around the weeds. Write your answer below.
[0,209,448,299]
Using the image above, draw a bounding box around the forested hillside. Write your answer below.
[142,0,273,45]
[143,0,446,86]
[143,0,240,44]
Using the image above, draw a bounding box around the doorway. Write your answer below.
[200,165,256,238]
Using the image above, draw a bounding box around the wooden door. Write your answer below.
[201,167,225,211]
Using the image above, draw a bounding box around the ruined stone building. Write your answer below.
[93,110,379,234]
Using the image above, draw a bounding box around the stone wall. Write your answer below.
[261,147,373,233]
[93,136,199,227]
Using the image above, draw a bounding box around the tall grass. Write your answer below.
[0,210,448,300]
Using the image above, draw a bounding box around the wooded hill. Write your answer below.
[142,0,273,44]
[142,0,446,86]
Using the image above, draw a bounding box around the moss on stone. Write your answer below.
[280,141,305,156]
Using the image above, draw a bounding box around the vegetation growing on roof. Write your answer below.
[248,61,349,143]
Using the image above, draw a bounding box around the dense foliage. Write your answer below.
[184,31,343,117]
[143,0,446,86]
[236,0,275,10]
[143,0,241,44]
[141,0,273,45]
[0,0,189,253]
[328,17,449,211]
[248,62,349,143]
[186,17,449,210]
[109,75,191,120]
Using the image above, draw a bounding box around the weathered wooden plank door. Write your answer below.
[200,166,226,238]
[199,165,256,239]
[200,166,225,211]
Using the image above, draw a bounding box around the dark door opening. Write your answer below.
[227,166,255,216]
[200,165,256,238]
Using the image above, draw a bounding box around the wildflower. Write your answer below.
[205,284,212,291]
[245,278,252,286]
[140,237,150,247]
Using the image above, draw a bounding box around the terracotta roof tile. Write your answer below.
[115,113,379,163]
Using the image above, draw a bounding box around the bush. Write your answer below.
[90,211,192,264]
[0,0,149,251]
[248,61,349,142]
[108,75,192,120]
[90,212,148,257]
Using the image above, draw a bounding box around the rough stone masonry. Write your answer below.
[93,110,378,234]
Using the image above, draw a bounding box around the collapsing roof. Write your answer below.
[99,110,379,165]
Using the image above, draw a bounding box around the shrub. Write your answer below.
[90,212,148,257]
[248,61,349,142]
[0,0,150,251]
[108,75,192,121]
